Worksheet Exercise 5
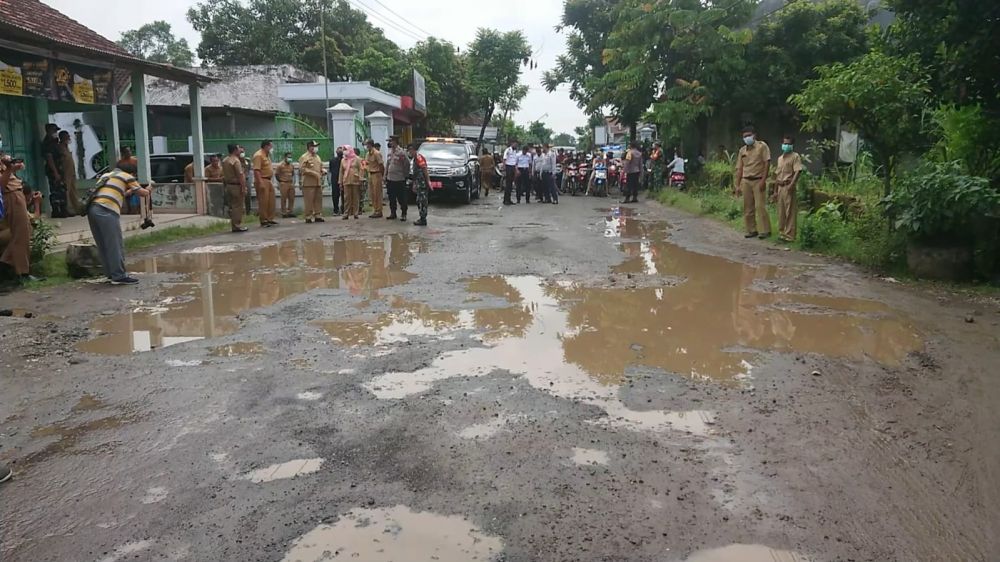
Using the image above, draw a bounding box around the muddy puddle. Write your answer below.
[322,212,919,432]
[282,505,503,562]
[77,235,423,355]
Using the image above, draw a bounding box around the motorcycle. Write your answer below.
[608,162,620,192]
[670,171,687,191]
[592,163,608,197]
[575,164,590,196]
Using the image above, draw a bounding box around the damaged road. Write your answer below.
[1,195,998,561]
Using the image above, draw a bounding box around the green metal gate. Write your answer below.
[0,95,41,190]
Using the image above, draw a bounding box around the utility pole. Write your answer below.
[320,0,332,139]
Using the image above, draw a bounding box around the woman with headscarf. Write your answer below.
[338,146,363,220]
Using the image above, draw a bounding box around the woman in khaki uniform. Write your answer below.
[339,146,363,220]
[1,156,41,282]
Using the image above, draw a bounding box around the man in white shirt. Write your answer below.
[515,146,533,204]
[537,144,558,204]
[502,140,520,205]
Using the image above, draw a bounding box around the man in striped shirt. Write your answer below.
[86,163,149,285]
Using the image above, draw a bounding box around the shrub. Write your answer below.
[883,161,1000,245]
[800,202,849,250]
[30,219,57,268]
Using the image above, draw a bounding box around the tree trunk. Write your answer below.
[476,103,495,154]
[629,122,637,144]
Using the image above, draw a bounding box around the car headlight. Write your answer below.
[447,166,468,177]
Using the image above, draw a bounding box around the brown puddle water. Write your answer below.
[282,505,503,562]
[323,213,920,432]
[77,235,423,355]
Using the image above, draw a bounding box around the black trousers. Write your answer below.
[626,172,640,200]
[516,169,531,202]
[386,179,408,216]
[331,182,341,214]
[504,165,516,203]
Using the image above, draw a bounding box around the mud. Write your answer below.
[77,236,422,355]
[282,506,503,562]
[1,195,997,562]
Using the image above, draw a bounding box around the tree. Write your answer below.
[574,126,592,151]
[526,121,554,145]
[790,51,931,197]
[606,0,755,138]
[886,0,1000,113]
[118,21,194,67]
[409,38,471,134]
[466,29,532,150]
[187,0,395,80]
[544,0,653,137]
[552,133,576,147]
[737,0,870,115]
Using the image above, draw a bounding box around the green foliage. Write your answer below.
[29,219,56,267]
[927,105,1000,182]
[702,160,734,189]
[738,0,870,114]
[526,121,554,145]
[118,20,194,67]
[790,51,930,195]
[552,133,576,147]
[466,29,532,147]
[408,38,471,134]
[886,0,1000,114]
[800,202,847,249]
[883,161,1000,244]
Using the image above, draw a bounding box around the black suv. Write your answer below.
[417,138,481,204]
[93,153,212,183]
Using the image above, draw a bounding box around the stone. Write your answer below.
[66,243,104,279]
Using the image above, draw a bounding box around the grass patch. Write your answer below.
[124,221,231,252]
[656,184,908,274]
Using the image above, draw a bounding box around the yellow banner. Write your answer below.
[0,63,24,96]
[72,75,95,104]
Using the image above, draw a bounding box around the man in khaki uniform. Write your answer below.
[222,143,248,232]
[252,140,277,227]
[275,151,296,218]
[57,131,82,215]
[735,126,771,239]
[364,139,385,218]
[299,140,326,223]
[774,134,804,242]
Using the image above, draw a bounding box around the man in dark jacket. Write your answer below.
[329,146,344,216]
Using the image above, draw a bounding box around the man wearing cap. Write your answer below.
[364,139,385,218]
[385,135,409,221]
[252,140,277,227]
[299,141,326,223]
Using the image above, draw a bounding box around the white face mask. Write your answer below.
[309,147,317,154]
[743,135,755,146]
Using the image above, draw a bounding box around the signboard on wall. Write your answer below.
[0,47,114,105]
[412,69,426,114]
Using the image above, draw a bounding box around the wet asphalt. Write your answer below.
[1,191,998,562]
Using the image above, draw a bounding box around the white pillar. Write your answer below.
[107,104,121,165]
[131,71,151,184]
[366,110,392,148]
[329,103,357,150]
[190,84,207,214]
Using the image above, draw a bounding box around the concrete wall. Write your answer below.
[151,183,197,213]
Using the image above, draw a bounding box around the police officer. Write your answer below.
[276,151,296,218]
[221,144,248,233]
[735,125,772,239]
[407,143,430,226]
[385,136,409,221]
[252,140,277,227]
[299,141,326,223]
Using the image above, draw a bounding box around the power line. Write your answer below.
[364,0,435,40]
[346,0,426,43]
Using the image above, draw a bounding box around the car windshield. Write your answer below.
[420,144,466,162]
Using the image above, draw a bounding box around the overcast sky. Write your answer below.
[42,0,586,136]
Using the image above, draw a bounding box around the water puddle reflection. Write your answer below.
[77,235,423,355]
[282,505,502,562]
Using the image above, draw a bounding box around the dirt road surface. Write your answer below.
[2,194,998,562]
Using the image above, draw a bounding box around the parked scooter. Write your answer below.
[592,163,609,197]
[670,171,687,190]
